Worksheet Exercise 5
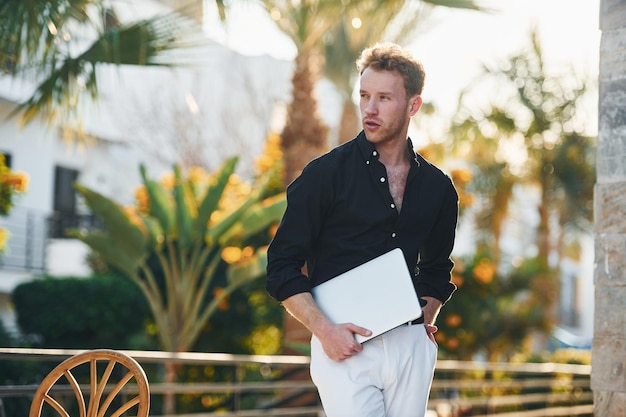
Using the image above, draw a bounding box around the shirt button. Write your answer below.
[390,203,395,209]
[366,160,370,165]
[380,177,386,183]
[391,232,397,238]
[372,151,378,157]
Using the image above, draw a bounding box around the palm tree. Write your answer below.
[72,156,286,414]
[452,30,594,265]
[450,31,595,338]
[0,0,218,129]
[324,0,486,144]
[260,0,346,185]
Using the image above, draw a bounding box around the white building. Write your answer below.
[0,0,296,334]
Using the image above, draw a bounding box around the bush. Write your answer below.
[11,274,152,349]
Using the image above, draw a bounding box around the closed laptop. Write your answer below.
[311,248,422,343]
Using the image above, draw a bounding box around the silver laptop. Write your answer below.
[311,248,422,343]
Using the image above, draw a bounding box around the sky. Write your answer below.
[204,0,601,134]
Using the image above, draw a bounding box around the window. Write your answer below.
[54,166,79,215]
[50,166,79,238]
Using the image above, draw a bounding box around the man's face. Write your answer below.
[359,67,420,145]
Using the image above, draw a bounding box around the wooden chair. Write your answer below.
[29,349,150,417]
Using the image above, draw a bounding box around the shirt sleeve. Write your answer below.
[414,177,459,304]
[265,160,332,302]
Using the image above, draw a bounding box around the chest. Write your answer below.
[386,164,410,211]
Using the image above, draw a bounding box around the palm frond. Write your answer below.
[0,0,96,75]
[422,0,494,12]
[8,5,205,126]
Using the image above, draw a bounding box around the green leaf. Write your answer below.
[219,193,286,246]
[192,156,238,242]
[140,164,176,236]
[139,214,164,251]
[7,4,207,127]
[74,183,146,260]
[207,167,275,244]
[173,164,193,248]
[226,249,268,287]
[68,230,140,278]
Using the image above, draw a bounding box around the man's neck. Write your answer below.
[377,137,409,167]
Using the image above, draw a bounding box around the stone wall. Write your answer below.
[593,0,626,415]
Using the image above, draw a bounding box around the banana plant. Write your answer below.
[69,156,286,354]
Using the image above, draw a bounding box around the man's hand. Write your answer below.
[281,293,371,361]
[424,323,438,345]
[318,323,372,361]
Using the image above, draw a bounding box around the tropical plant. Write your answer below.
[450,30,595,267]
[0,0,217,128]
[69,155,285,414]
[436,252,556,361]
[447,31,595,353]
[261,0,343,185]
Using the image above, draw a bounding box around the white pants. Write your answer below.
[310,324,437,417]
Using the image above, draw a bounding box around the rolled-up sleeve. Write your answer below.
[414,178,459,304]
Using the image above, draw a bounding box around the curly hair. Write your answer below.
[356,42,426,98]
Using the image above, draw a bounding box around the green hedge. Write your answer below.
[11,274,152,349]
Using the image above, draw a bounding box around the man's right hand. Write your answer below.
[318,323,372,361]
[281,293,371,361]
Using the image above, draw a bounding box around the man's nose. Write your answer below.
[364,98,377,115]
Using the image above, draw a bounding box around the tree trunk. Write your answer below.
[162,361,179,415]
[338,99,360,145]
[281,50,329,186]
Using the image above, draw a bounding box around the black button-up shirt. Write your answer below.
[266,131,458,304]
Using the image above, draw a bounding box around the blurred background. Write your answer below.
[0,0,600,415]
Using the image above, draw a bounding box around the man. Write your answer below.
[266,42,459,417]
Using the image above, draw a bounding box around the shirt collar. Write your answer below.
[355,130,421,167]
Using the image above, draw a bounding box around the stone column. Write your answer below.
[592,1,626,415]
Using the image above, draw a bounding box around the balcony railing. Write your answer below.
[0,347,593,417]
[0,210,46,272]
[0,209,102,273]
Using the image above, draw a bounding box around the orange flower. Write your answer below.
[445,314,463,328]
[0,227,9,252]
[473,258,496,284]
[268,223,279,238]
[221,247,242,264]
[255,131,283,174]
[451,272,464,288]
[1,172,29,193]
[450,168,473,185]
[123,206,148,235]
[446,337,460,350]
[188,166,207,185]
[159,172,176,191]
[134,185,150,214]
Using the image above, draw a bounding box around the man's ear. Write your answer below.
[409,95,423,116]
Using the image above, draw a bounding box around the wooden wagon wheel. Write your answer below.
[29,349,150,417]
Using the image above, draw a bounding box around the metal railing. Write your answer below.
[0,208,102,273]
[0,348,592,417]
[0,210,47,272]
